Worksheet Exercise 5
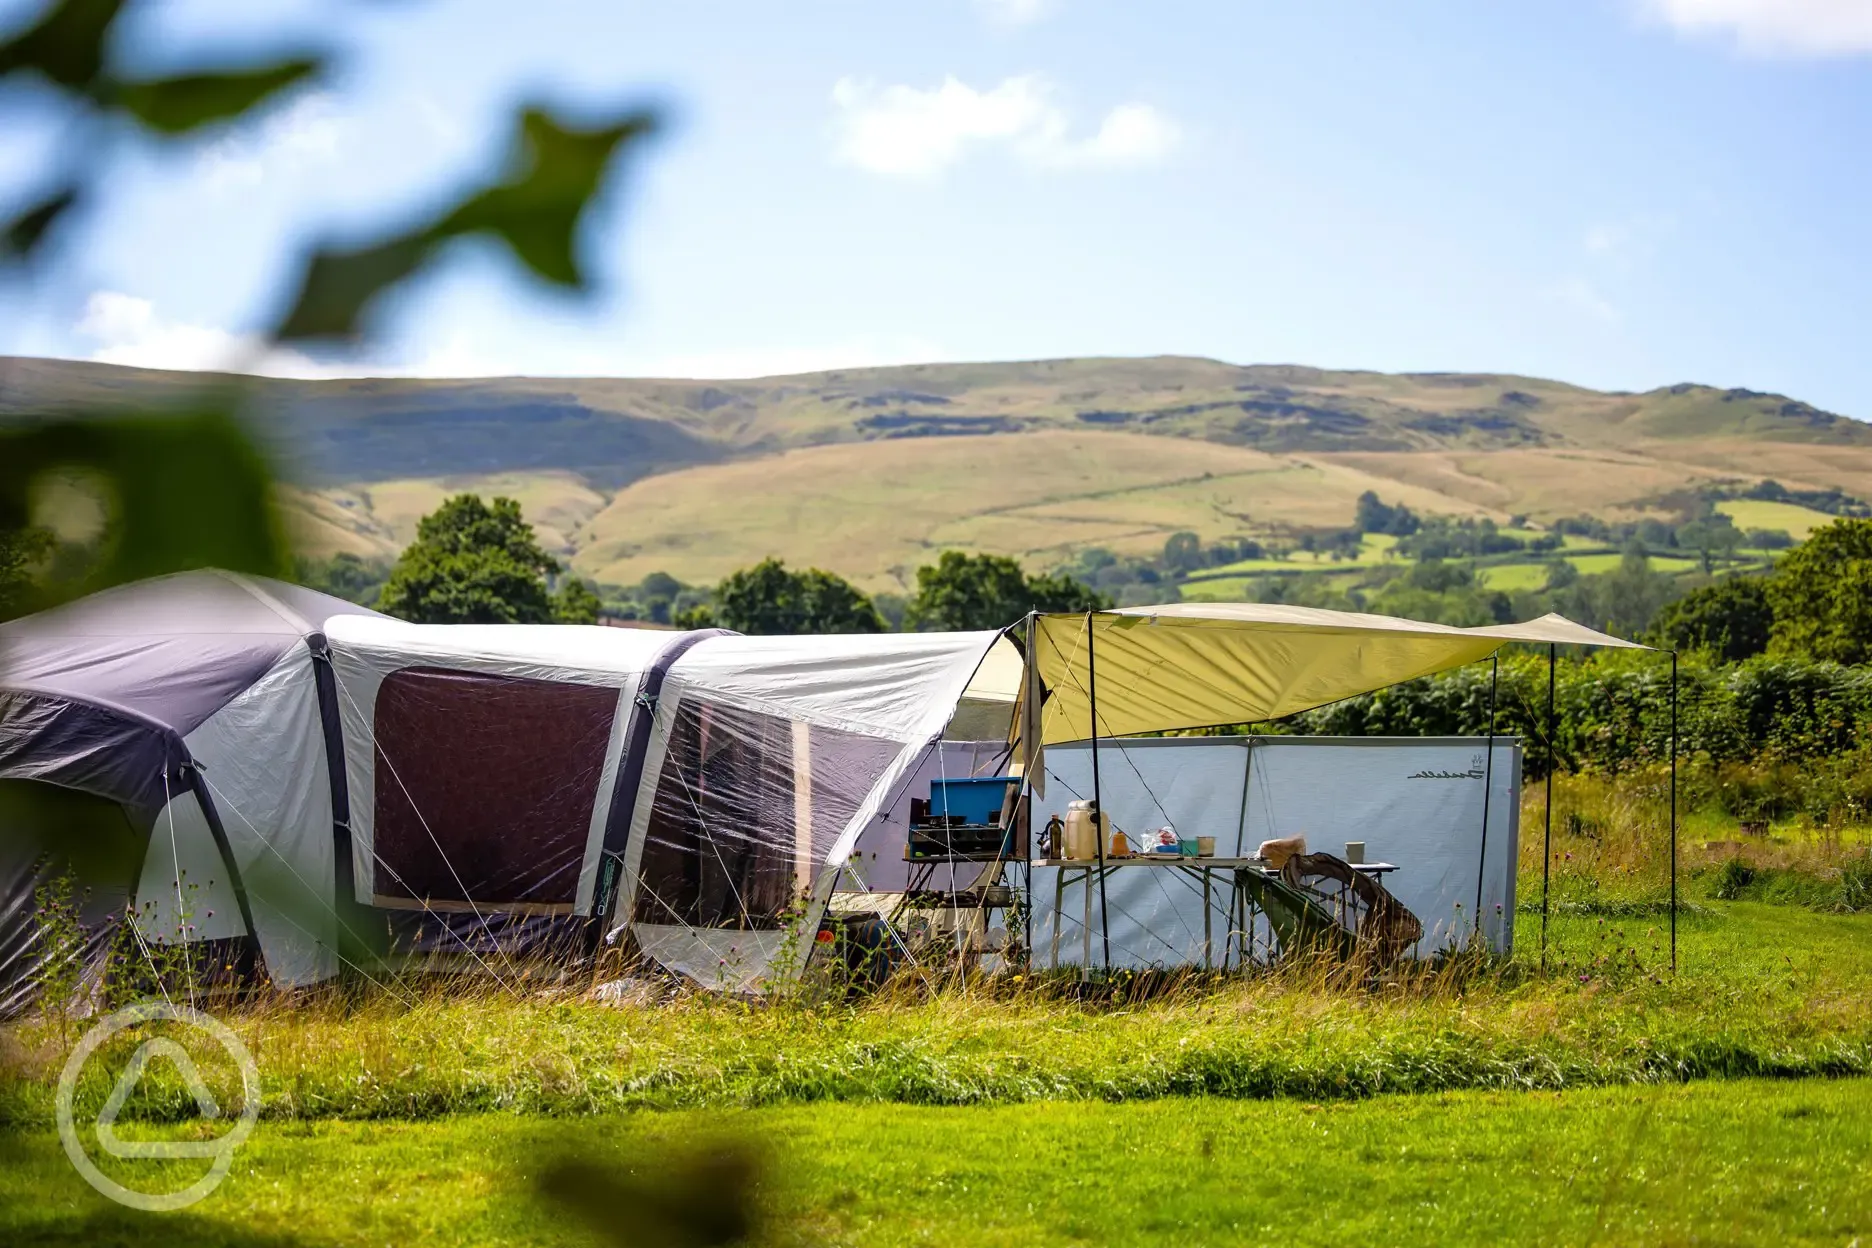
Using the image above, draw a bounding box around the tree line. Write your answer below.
[294,492,1109,633]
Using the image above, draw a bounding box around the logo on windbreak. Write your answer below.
[1407,753,1487,780]
[56,1001,260,1211]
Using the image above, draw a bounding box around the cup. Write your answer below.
[1197,836,1216,857]
[1344,841,1366,865]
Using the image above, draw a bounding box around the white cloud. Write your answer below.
[1549,277,1621,325]
[76,292,341,378]
[1637,0,1872,56]
[195,92,342,190]
[829,74,1179,179]
[974,0,1058,28]
[1583,223,1630,255]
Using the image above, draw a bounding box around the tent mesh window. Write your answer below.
[371,667,617,912]
[634,700,901,930]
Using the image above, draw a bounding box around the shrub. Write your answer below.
[1841,856,1872,913]
[1713,858,1756,901]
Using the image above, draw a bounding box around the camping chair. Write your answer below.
[1235,869,1359,963]
[1279,852,1423,966]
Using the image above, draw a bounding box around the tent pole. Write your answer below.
[1670,649,1679,975]
[1086,610,1111,978]
[1541,643,1555,971]
[1474,654,1499,943]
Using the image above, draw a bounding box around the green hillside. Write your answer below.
[4,354,1869,591]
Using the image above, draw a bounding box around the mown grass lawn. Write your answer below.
[4,1078,1869,1246]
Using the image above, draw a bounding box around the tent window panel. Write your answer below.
[633,703,906,931]
[803,726,904,870]
[372,668,616,910]
[635,701,798,930]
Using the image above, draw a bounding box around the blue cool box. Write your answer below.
[928,776,1017,825]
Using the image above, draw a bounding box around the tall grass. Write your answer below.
[5,904,1870,1128]
[1519,765,1872,912]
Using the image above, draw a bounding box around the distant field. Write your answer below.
[568,434,1489,593]
[1479,562,1553,592]
[1716,498,1838,540]
[1314,448,1735,522]
[283,472,608,562]
[227,352,1872,590]
[1566,551,1700,576]
[1192,532,1401,579]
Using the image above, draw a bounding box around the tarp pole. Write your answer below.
[1670,649,1679,975]
[1540,642,1555,971]
[1474,653,1499,943]
[1086,610,1111,977]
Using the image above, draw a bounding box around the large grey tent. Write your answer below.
[0,571,1005,1007]
[0,571,380,1012]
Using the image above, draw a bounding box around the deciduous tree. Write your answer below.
[710,558,883,634]
[1766,518,1872,664]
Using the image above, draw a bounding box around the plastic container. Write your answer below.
[1062,801,1109,860]
[1196,836,1217,857]
[929,777,1017,825]
[1178,838,1199,857]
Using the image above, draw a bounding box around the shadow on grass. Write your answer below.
[1,1209,323,1248]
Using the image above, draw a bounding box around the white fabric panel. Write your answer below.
[574,687,636,914]
[614,633,998,987]
[1031,739,1249,968]
[1031,737,1520,969]
[323,616,683,682]
[632,924,788,995]
[613,693,677,932]
[961,636,1023,702]
[662,631,1002,743]
[323,617,675,904]
[185,647,338,985]
[135,791,246,944]
[841,740,1013,894]
[1241,737,1520,953]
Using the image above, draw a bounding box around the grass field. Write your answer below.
[1714,498,1838,540]
[3,1078,1869,1246]
[5,901,1869,1127]
[4,875,1870,1243]
[1478,562,1553,592]
[566,434,1488,593]
[5,770,1867,1245]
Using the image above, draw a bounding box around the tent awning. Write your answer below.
[1026,604,1646,746]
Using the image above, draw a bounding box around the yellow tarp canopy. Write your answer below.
[1025,603,1645,747]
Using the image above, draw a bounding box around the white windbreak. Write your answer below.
[614,630,1000,989]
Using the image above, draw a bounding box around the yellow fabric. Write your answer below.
[1027,604,1644,746]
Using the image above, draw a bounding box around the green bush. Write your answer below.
[1285,651,1872,778]
[1841,856,1872,913]
[1713,859,1755,901]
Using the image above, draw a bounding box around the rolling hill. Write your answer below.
[3,354,1868,593]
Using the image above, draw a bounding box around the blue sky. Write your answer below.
[3,0,1871,417]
